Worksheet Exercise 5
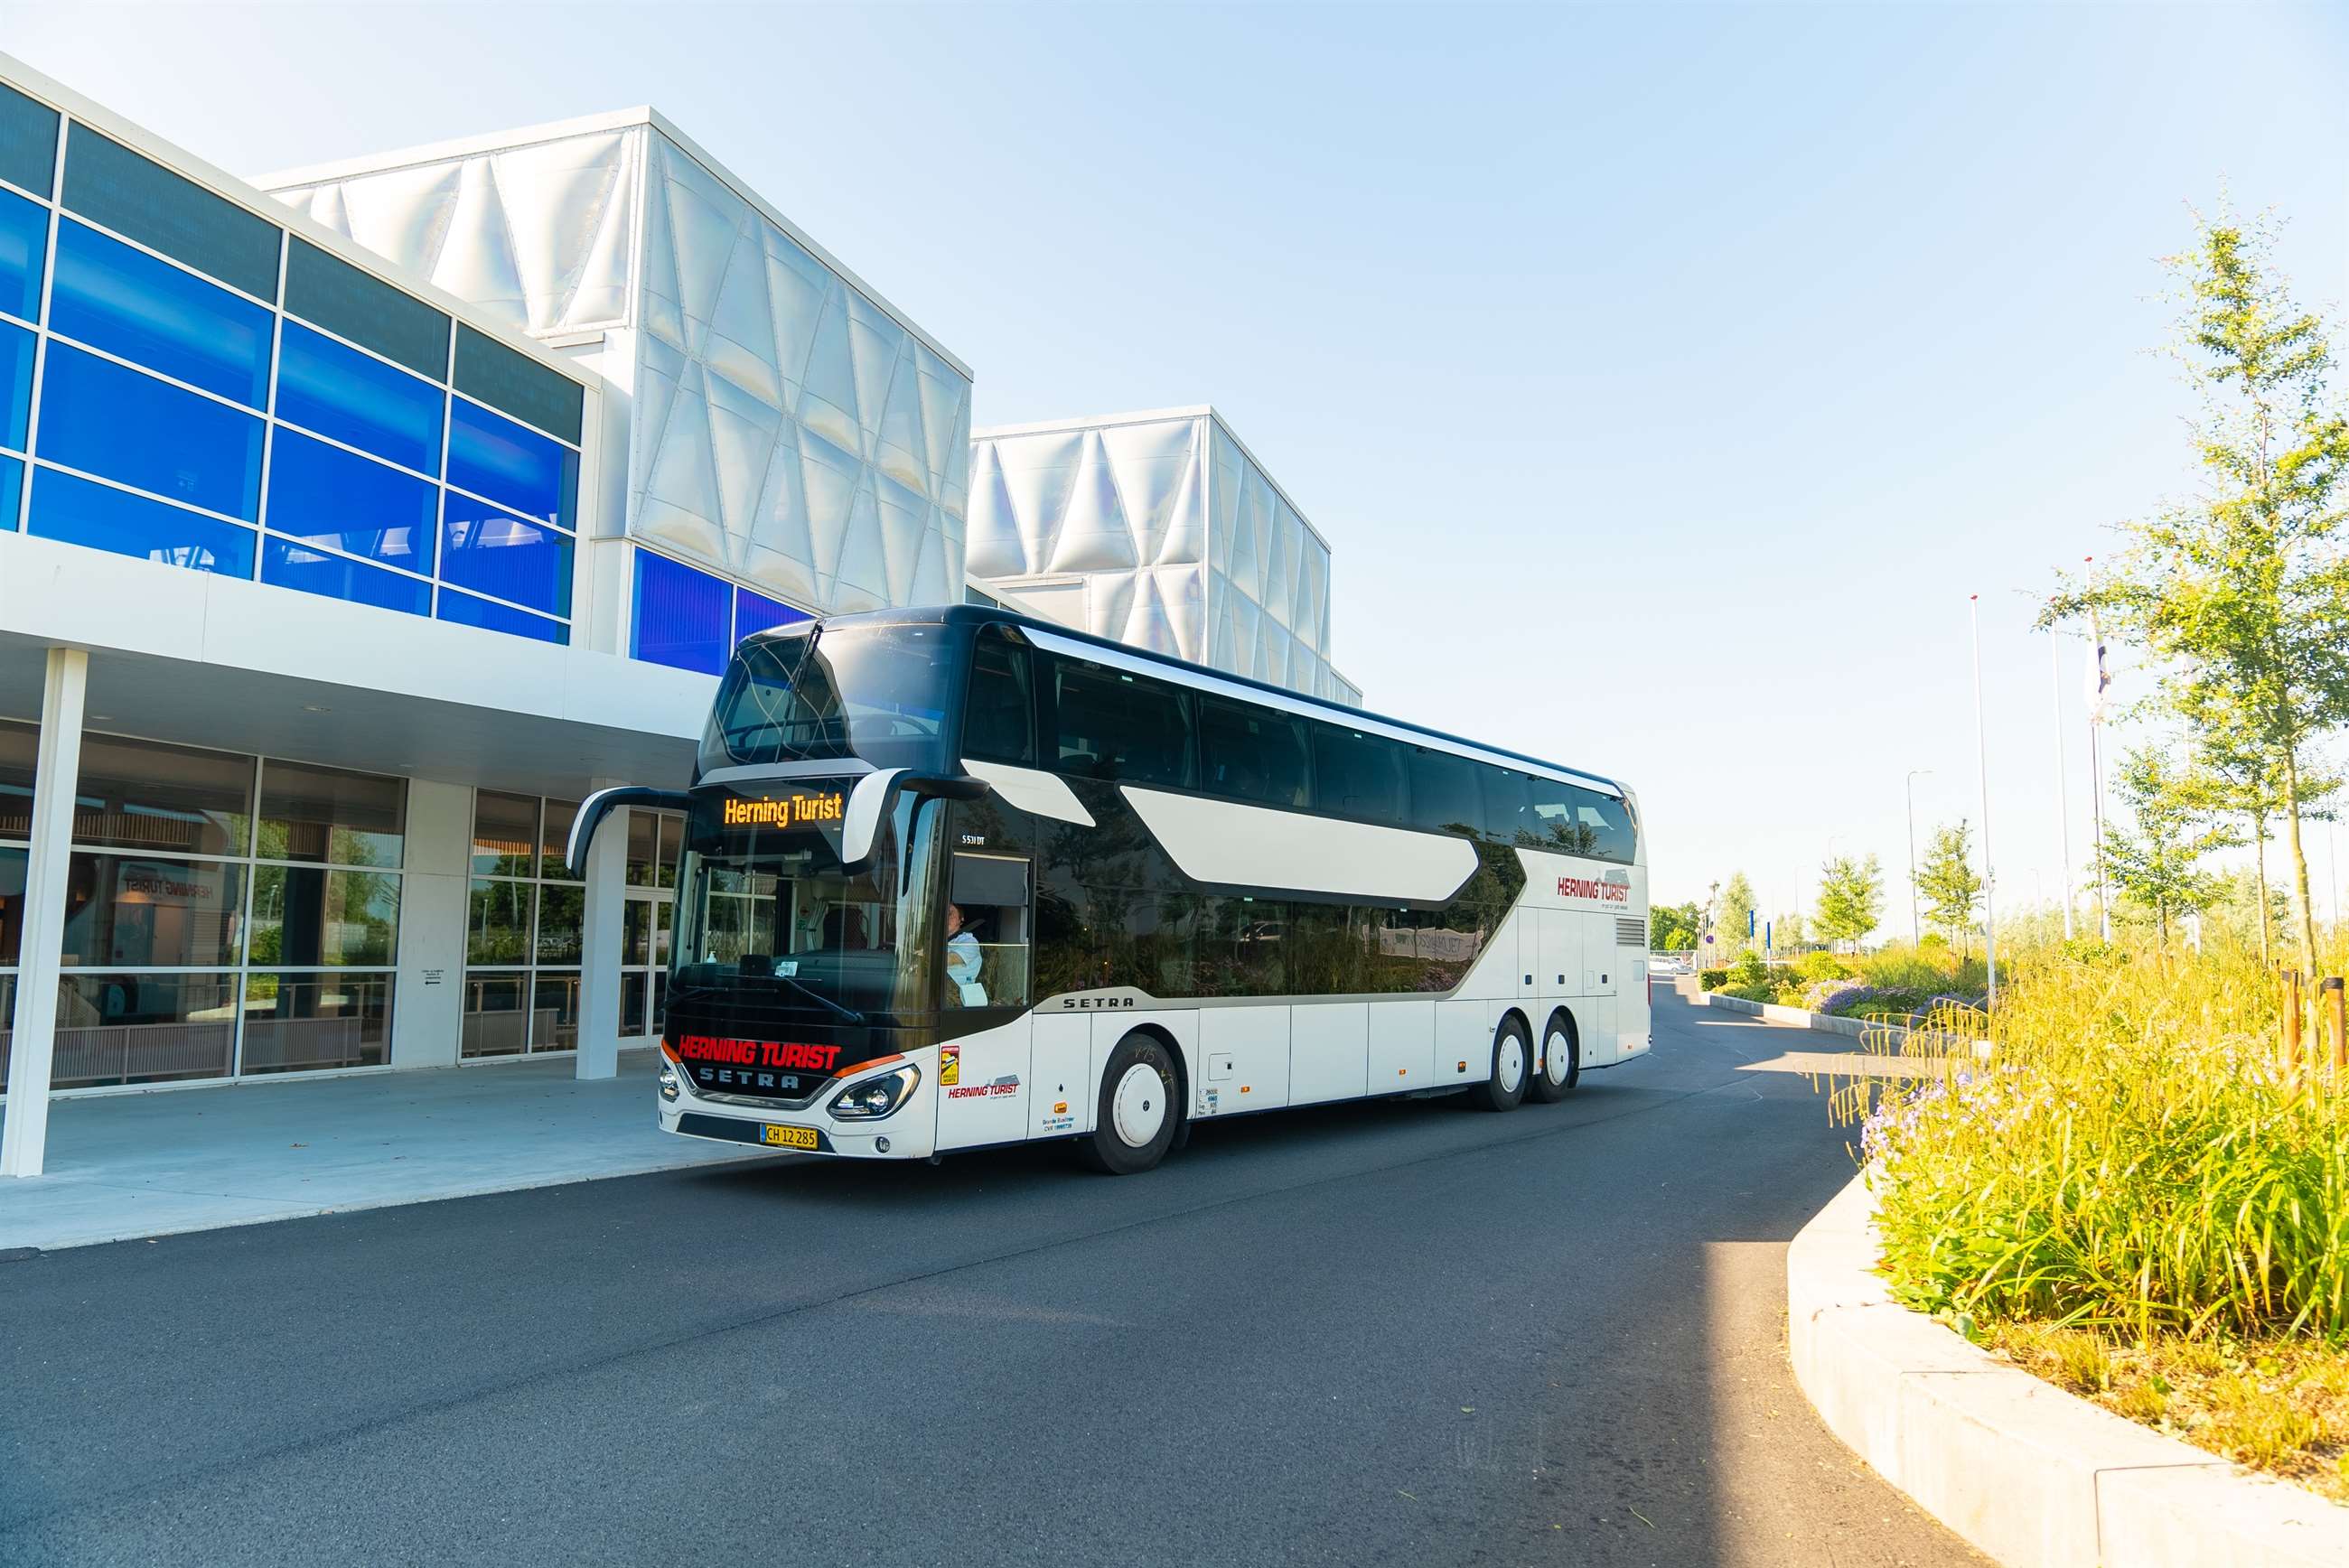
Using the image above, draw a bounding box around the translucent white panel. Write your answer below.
[271,120,972,619]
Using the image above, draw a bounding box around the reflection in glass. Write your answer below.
[37,342,266,519]
[0,974,12,1093]
[0,719,28,839]
[439,490,572,617]
[261,539,432,617]
[435,585,565,643]
[539,798,578,880]
[625,810,659,887]
[49,219,273,406]
[265,429,437,572]
[258,760,404,866]
[0,845,22,963]
[239,972,390,1073]
[62,854,243,967]
[276,321,445,475]
[622,898,650,966]
[0,186,46,322]
[460,971,526,1059]
[250,865,399,966]
[532,974,579,1052]
[467,877,531,965]
[50,971,238,1087]
[28,463,257,576]
[535,883,582,965]
[446,394,577,524]
[622,971,646,1036]
[73,733,252,855]
[471,790,538,876]
[2,318,32,450]
[657,817,681,890]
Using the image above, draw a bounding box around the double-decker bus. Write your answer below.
[570,605,1649,1175]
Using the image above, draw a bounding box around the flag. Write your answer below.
[2083,611,2111,723]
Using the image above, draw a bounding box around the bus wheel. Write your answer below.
[1078,1032,1180,1174]
[1528,1013,1578,1103]
[1469,1016,1530,1112]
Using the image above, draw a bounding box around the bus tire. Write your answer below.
[1078,1031,1180,1174]
[1528,1012,1578,1103]
[1468,1015,1530,1112]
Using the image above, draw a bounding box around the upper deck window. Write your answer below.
[703,622,955,774]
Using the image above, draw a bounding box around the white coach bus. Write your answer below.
[570,605,1650,1174]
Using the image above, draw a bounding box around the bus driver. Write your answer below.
[944,903,987,1006]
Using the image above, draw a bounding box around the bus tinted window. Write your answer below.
[1312,723,1407,822]
[1200,698,1310,808]
[1525,775,1637,863]
[1408,747,1481,835]
[1053,660,1194,787]
[963,625,1034,765]
[1480,768,1539,846]
[701,623,955,774]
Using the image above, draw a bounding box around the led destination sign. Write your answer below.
[722,790,845,828]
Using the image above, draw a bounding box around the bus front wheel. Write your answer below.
[1468,1016,1530,1112]
[1079,1032,1180,1174]
[1528,1013,1578,1103]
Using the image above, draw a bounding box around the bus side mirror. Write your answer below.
[838,769,989,875]
[566,785,695,880]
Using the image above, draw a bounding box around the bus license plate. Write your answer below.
[762,1124,819,1150]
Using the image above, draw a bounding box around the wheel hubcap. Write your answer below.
[1498,1036,1525,1093]
[1111,1063,1165,1147]
[1545,1033,1570,1084]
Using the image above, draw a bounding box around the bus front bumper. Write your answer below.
[658,1057,936,1160]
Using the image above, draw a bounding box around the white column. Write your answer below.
[2,648,88,1179]
[389,779,473,1070]
[576,797,628,1080]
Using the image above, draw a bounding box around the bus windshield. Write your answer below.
[671,797,942,1021]
[699,621,959,774]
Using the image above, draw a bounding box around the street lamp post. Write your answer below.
[1970,595,1998,1009]
[1905,768,1933,947]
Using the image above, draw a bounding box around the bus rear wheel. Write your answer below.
[1468,1016,1530,1112]
[1078,1031,1180,1174]
[1528,1013,1578,1103]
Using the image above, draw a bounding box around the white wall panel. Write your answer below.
[1290,1003,1368,1106]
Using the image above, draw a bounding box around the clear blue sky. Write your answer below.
[10,1,2349,929]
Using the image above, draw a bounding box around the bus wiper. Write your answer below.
[772,971,866,1026]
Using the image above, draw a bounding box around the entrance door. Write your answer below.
[621,808,681,1040]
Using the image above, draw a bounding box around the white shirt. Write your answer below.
[945,929,987,1006]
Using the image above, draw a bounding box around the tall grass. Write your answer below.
[1852,946,2349,1344]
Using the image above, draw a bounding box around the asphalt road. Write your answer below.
[0,986,1981,1568]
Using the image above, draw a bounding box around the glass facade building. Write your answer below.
[0,81,588,644]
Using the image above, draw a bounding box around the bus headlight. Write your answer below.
[658,1062,682,1102]
[828,1065,920,1121]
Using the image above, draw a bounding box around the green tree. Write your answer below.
[1915,822,1983,957]
[2099,744,2241,944]
[1648,901,1702,951]
[1813,854,1885,949]
[2048,210,2349,974]
[1717,872,1756,956]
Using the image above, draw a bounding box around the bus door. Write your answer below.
[936,800,1037,1149]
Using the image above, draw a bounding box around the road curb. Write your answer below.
[1693,990,1886,1040]
[1788,1171,2349,1567]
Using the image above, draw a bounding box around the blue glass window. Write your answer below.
[447,397,576,527]
[49,220,272,406]
[0,319,30,451]
[261,538,430,616]
[276,322,443,476]
[284,238,448,381]
[265,430,436,574]
[0,80,59,200]
[37,343,263,519]
[436,586,564,644]
[440,489,572,618]
[0,454,20,529]
[632,552,729,675]
[0,186,43,322]
[735,585,811,640]
[28,466,255,575]
[453,324,582,444]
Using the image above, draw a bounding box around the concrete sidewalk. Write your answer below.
[0,1052,779,1252]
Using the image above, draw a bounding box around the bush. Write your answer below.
[1792,949,1849,984]
[1698,967,1728,991]
[1853,947,2347,1343]
[1727,950,1769,987]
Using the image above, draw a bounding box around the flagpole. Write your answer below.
[1970,594,1998,1008]
[2084,556,2111,940]
[2049,619,2074,940]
